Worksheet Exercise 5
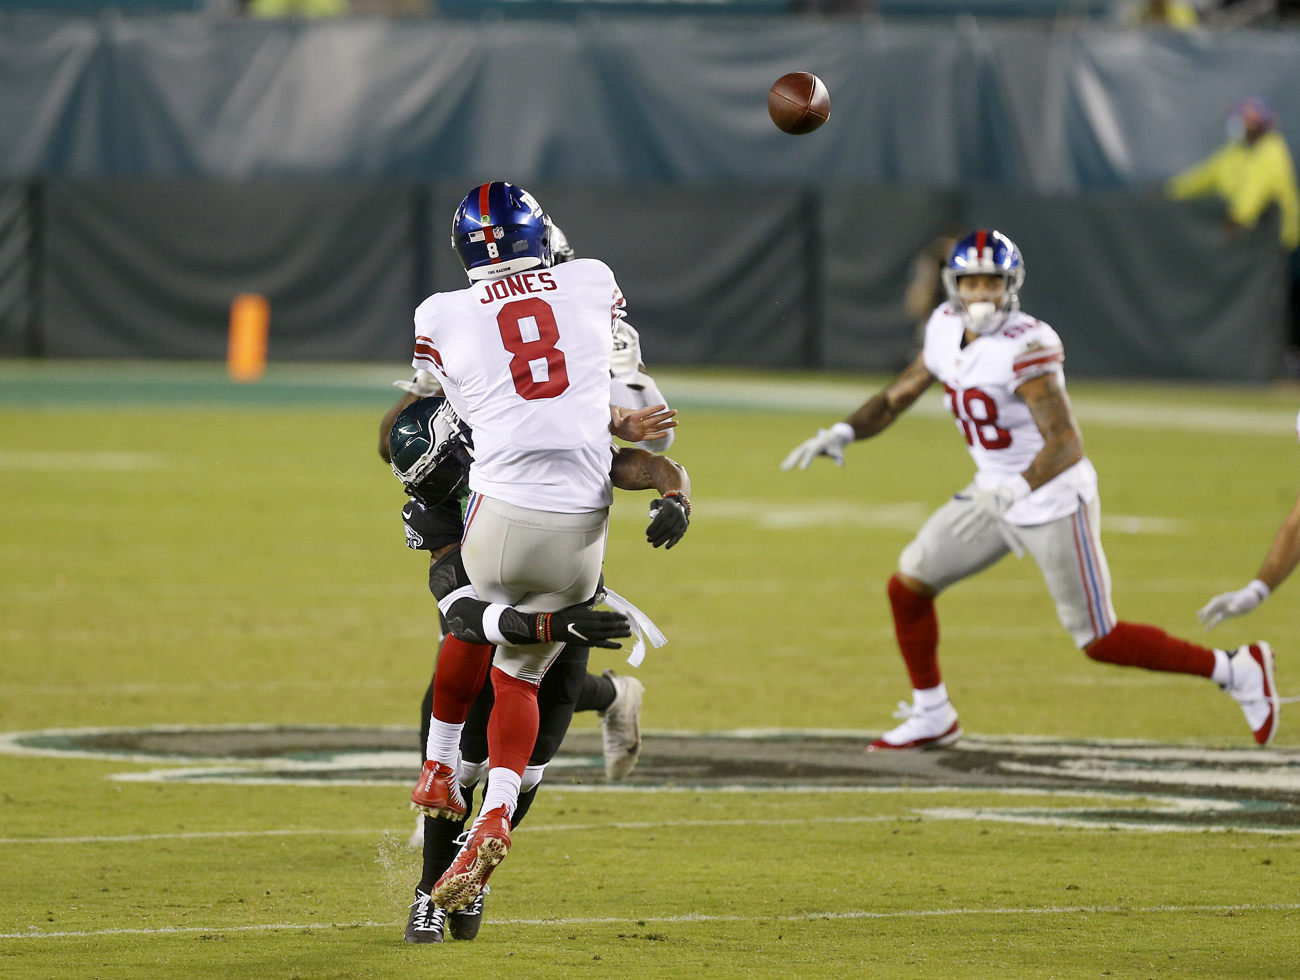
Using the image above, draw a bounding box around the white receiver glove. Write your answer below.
[781,422,856,471]
[393,370,443,398]
[610,322,643,383]
[950,476,1031,557]
[1198,579,1270,630]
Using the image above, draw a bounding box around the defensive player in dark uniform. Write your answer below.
[381,395,688,943]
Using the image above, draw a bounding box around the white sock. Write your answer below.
[425,717,463,767]
[1210,649,1232,687]
[476,767,522,825]
[913,683,950,712]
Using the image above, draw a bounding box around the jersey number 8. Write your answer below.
[496,298,570,401]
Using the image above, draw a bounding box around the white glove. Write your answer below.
[950,476,1031,555]
[780,423,856,471]
[1198,579,1270,630]
[610,322,643,383]
[393,370,442,397]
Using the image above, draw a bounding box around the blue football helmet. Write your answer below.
[389,396,474,507]
[941,229,1026,335]
[452,182,552,282]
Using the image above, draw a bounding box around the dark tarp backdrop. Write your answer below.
[0,181,30,357]
[0,20,1296,192]
[967,190,1290,380]
[0,178,1285,378]
[41,180,417,361]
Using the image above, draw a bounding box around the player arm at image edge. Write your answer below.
[1198,488,1300,629]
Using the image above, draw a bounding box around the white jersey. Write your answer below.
[921,303,1097,526]
[412,258,621,514]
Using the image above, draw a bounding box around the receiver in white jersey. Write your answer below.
[411,257,622,514]
[921,302,1096,526]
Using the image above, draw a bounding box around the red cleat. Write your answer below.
[411,761,468,819]
[1222,642,1280,746]
[431,806,511,913]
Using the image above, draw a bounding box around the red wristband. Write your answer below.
[662,490,691,518]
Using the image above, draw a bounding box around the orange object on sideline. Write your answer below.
[228,294,269,382]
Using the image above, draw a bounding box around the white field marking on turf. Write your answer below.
[0,791,1277,848]
[0,828,410,846]
[654,375,1299,435]
[0,723,418,765]
[915,807,1300,835]
[609,497,1186,535]
[8,902,1300,940]
[0,450,163,471]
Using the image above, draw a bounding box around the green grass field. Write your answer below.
[2,362,1298,978]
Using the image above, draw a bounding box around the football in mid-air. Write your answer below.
[767,72,831,135]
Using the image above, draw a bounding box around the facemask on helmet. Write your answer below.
[452,182,552,282]
[941,229,1026,336]
[389,397,475,507]
[546,218,575,265]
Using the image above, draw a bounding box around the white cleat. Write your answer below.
[598,670,644,781]
[868,699,962,752]
[408,814,425,849]
[1222,642,1280,746]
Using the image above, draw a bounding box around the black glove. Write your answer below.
[647,493,690,549]
[538,606,632,649]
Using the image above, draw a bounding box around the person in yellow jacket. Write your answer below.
[1167,96,1300,253]
[249,0,348,18]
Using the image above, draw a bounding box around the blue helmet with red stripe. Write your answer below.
[452,182,553,282]
[941,229,1025,335]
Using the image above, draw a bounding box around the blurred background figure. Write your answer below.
[903,231,962,359]
[1127,0,1200,30]
[1167,96,1300,369]
[248,0,348,17]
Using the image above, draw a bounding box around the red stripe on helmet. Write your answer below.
[477,182,500,265]
[974,229,988,257]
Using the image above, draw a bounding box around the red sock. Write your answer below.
[888,574,941,690]
[486,667,540,777]
[431,635,493,724]
[1085,621,1215,678]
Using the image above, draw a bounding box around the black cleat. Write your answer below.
[404,889,447,943]
[448,886,486,941]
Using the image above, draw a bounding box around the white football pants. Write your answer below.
[459,492,609,684]
[898,484,1117,648]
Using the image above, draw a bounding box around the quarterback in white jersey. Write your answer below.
[404,182,687,919]
[784,229,1279,750]
[413,257,621,514]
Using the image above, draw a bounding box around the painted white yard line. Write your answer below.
[0,450,164,471]
[0,789,1263,847]
[654,376,1299,436]
[916,807,1300,835]
[7,902,1300,940]
[0,828,394,846]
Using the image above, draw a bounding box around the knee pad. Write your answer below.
[458,758,489,788]
[520,763,547,794]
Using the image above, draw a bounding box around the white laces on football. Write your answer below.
[602,588,667,667]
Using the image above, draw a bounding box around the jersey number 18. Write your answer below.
[943,383,1011,450]
[496,298,570,401]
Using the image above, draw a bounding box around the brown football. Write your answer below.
[768,72,831,136]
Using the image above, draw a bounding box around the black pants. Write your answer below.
[417,644,591,891]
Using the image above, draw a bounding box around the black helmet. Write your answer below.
[388,397,474,507]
